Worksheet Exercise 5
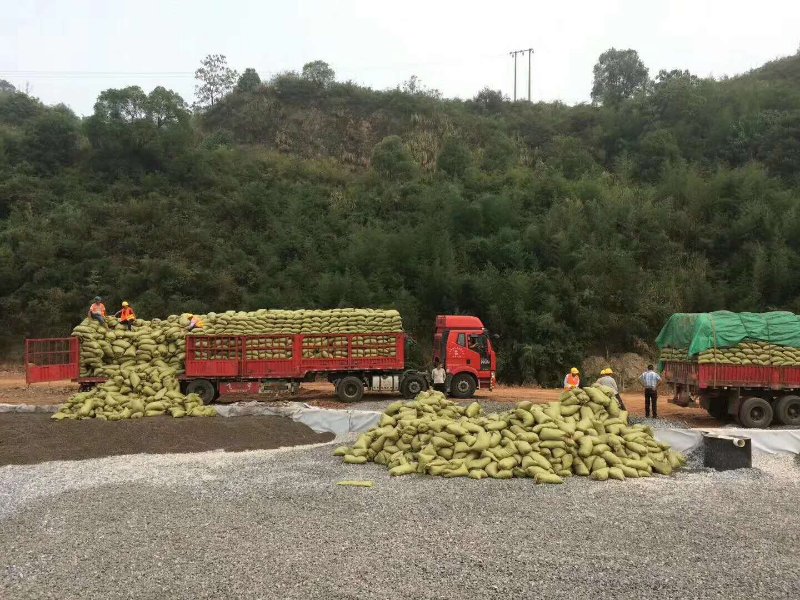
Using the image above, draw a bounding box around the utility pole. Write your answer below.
[527,48,534,102]
[510,48,533,102]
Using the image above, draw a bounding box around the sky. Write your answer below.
[1,0,800,115]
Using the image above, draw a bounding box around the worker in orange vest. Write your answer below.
[187,314,205,332]
[563,367,580,390]
[88,296,108,329]
[114,301,137,331]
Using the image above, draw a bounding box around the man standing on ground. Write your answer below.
[432,359,447,395]
[595,367,626,411]
[639,364,662,419]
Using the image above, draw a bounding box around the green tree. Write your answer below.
[301,60,335,86]
[93,86,148,121]
[236,68,262,92]
[471,87,507,113]
[437,137,472,178]
[591,48,650,105]
[371,135,416,181]
[20,107,80,173]
[0,79,15,94]
[194,54,239,108]
[146,86,189,128]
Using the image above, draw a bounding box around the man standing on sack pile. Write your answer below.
[639,364,662,419]
[595,367,626,410]
[563,367,580,390]
[114,301,137,331]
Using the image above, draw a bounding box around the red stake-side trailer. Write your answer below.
[24,314,498,404]
[663,360,800,427]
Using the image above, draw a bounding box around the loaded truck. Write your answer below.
[25,314,496,404]
[657,311,800,428]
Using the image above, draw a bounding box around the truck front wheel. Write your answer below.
[336,376,364,403]
[738,397,773,428]
[400,373,428,399]
[449,373,477,399]
[775,394,800,426]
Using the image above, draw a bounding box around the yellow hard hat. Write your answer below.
[122,301,129,307]
[570,367,579,375]
[601,367,613,375]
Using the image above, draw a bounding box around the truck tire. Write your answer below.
[738,397,773,428]
[186,379,217,404]
[400,373,428,399]
[449,373,477,399]
[775,394,800,426]
[336,376,364,403]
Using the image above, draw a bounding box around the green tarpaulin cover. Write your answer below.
[656,311,800,356]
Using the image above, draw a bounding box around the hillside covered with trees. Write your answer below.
[2,49,800,384]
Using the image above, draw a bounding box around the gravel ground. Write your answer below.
[2,443,799,599]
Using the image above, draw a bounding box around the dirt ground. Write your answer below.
[0,413,334,466]
[1,369,718,427]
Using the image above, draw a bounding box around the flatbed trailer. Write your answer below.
[663,360,800,427]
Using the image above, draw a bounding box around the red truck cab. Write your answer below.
[433,315,497,398]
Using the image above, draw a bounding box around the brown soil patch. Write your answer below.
[0,413,334,466]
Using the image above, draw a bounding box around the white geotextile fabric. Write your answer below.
[214,402,382,436]
[655,427,800,456]
[0,403,59,413]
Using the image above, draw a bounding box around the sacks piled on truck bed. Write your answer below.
[198,308,403,335]
[73,308,403,378]
[335,387,685,483]
[657,311,800,365]
[72,317,187,378]
[660,342,800,366]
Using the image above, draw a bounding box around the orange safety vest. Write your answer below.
[90,302,106,316]
[565,374,580,389]
[190,316,204,328]
[120,306,136,321]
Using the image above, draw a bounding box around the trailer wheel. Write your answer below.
[186,379,217,404]
[775,394,800,426]
[449,373,477,399]
[336,376,364,403]
[400,373,428,399]
[738,397,773,428]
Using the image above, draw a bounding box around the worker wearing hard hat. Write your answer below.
[114,301,137,331]
[563,367,580,390]
[187,314,205,332]
[88,296,108,329]
[595,367,626,411]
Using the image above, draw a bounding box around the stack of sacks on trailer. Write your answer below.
[335,387,686,483]
[58,308,402,420]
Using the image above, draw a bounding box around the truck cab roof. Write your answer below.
[435,315,486,332]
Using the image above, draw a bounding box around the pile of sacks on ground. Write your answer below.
[335,386,686,483]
